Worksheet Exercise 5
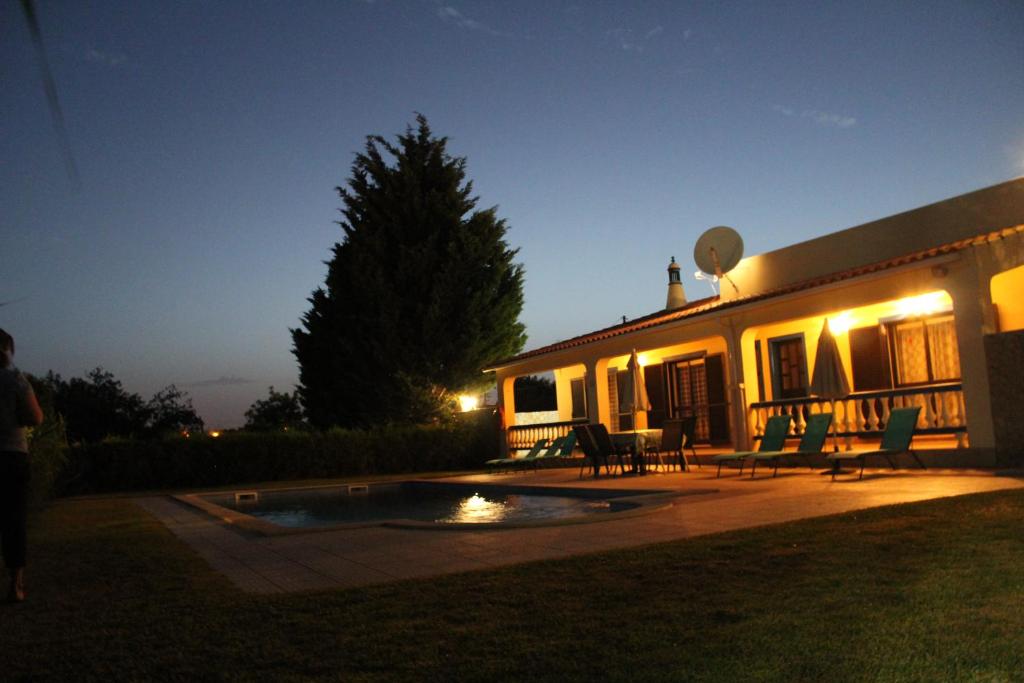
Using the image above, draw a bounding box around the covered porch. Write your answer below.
[494,258,1024,466]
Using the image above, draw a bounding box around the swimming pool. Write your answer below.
[180,481,679,532]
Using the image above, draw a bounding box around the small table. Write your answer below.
[610,429,663,474]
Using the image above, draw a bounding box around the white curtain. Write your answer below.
[894,322,929,384]
[926,317,961,380]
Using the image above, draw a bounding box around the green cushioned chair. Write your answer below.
[486,438,548,473]
[826,406,923,480]
[530,432,578,471]
[748,412,833,478]
[712,415,793,478]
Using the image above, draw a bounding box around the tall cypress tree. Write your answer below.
[293,115,526,428]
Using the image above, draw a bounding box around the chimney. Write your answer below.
[665,256,687,310]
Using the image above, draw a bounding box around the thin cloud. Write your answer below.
[608,25,665,53]
[804,109,857,128]
[608,28,642,52]
[773,104,857,129]
[435,5,505,36]
[84,48,126,67]
[184,376,254,388]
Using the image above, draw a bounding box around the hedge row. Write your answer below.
[58,412,500,495]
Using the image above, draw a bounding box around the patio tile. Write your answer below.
[138,469,1024,594]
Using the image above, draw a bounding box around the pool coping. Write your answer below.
[173,480,718,536]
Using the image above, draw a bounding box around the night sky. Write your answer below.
[3,1,1022,427]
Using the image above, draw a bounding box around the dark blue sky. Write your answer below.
[3,1,1022,426]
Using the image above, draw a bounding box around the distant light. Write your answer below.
[209,430,222,438]
[458,394,480,412]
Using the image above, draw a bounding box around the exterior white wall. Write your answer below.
[726,180,1024,302]
[491,180,1024,456]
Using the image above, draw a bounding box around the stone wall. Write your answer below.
[984,329,1024,467]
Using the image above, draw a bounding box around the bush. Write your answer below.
[26,376,69,508]
[58,410,500,495]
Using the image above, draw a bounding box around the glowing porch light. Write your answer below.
[458,394,480,412]
[894,291,951,318]
[209,430,222,438]
[828,311,855,335]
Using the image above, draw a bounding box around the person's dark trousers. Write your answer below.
[0,451,30,570]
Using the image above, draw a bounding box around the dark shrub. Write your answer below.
[59,410,499,495]
[26,375,69,508]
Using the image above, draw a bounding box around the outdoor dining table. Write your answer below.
[610,429,663,474]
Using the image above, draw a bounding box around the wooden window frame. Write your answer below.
[884,314,961,388]
[768,333,809,399]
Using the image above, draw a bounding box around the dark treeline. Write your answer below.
[41,368,203,444]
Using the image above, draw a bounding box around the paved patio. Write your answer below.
[137,466,1024,595]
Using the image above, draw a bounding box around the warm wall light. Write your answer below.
[828,311,855,335]
[458,394,480,412]
[894,291,951,318]
[209,430,221,438]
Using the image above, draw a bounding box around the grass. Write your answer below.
[2,488,1023,682]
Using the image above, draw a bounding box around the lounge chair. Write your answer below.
[486,438,547,473]
[826,406,923,480]
[748,412,833,478]
[712,415,793,478]
[531,432,578,470]
[644,419,687,472]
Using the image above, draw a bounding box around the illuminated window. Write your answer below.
[769,334,809,399]
[570,378,587,420]
[889,314,960,386]
[850,313,961,390]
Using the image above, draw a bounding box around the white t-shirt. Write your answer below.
[0,367,35,453]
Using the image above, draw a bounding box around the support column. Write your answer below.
[496,372,517,457]
[945,255,998,449]
[722,317,751,451]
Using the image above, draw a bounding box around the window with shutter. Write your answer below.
[849,326,892,391]
[570,378,587,419]
[769,334,809,398]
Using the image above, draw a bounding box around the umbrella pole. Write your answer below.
[831,399,839,452]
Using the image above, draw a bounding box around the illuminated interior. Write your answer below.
[743,290,957,403]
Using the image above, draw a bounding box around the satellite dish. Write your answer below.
[694,226,743,295]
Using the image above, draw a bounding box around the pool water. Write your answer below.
[213,482,633,527]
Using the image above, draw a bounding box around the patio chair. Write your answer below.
[573,425,610,478]
[711,415,793,478]
[680,416,700,469]
[589,423,636,475]
[485,438,547,473]
[748,412,833,478]
[644,419,687,472]
[826,406,923,480]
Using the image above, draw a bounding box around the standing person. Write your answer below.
[0,328,43,603]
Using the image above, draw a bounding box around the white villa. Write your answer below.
[486,179,1024,466]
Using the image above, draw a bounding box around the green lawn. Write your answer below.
[3,488,1023,682]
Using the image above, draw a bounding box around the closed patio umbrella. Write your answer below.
[809,318,851,453]
[619,349,652,425]
[618,349,652,470]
